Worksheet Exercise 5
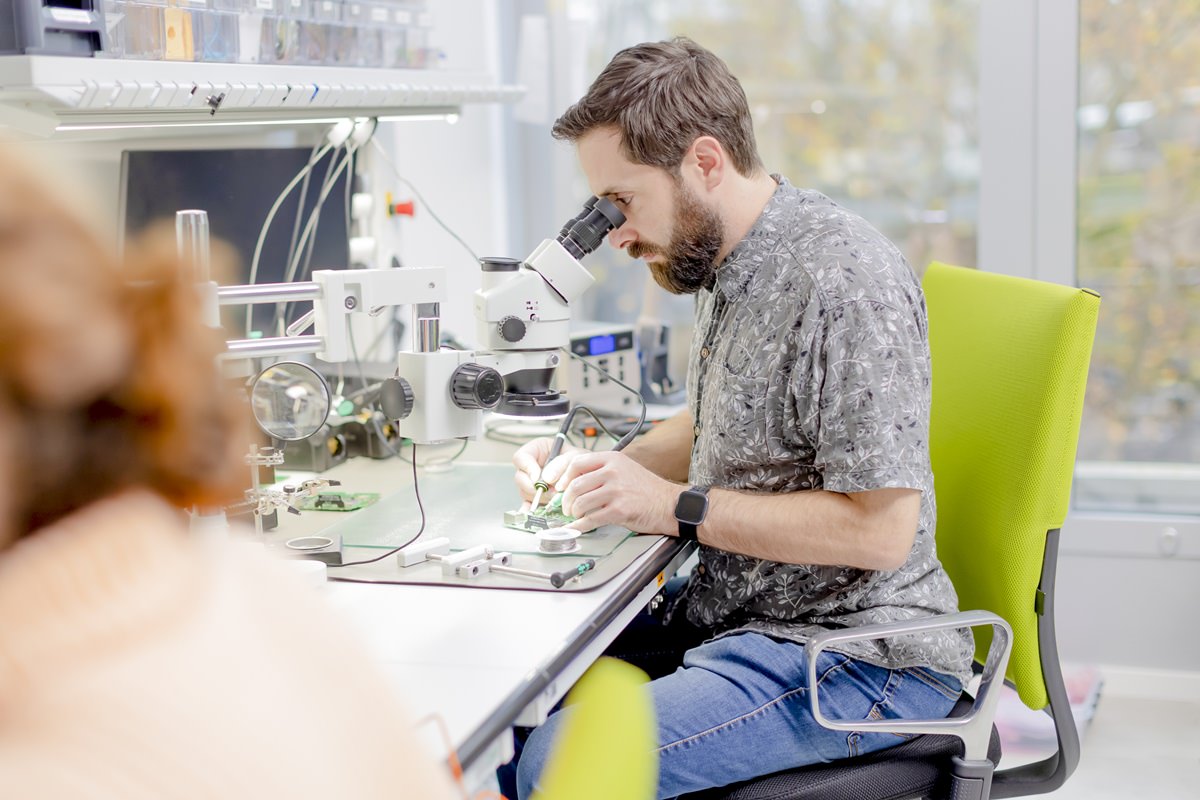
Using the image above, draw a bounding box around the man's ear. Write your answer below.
[685,136,726,191]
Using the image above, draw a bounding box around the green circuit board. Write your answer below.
[503,494,578,533]
[293,491,381,512]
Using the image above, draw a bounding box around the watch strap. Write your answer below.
[676,485,710,541]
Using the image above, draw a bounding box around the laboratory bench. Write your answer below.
[257,438,694,786]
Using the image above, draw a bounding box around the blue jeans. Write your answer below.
[513,598,962,799]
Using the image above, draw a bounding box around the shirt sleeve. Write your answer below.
[799,297,932,494]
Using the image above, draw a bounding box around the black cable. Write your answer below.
[527,358,648,507]
[562,348,647,451]
[329,444,425,568]
[568,405,622,445]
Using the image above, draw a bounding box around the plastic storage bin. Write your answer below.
[1,0,108,56]
[9,0,434,67]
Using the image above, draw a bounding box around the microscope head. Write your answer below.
[386,197,627,442]
[484,196,625,418]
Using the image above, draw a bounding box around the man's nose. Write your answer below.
[608,224,635,251]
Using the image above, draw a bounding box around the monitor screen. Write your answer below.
[120,146,351,337]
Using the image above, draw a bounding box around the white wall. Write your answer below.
[8,2,513,359]
[370,0,510,349]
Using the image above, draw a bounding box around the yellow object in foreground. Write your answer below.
[533,657,658,800]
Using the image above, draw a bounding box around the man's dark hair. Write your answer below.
[552,37,764,177]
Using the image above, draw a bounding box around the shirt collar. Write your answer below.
[712,174,788,303]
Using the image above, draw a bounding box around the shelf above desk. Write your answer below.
[0,55,524,136]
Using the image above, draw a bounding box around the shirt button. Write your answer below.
[694,424,701,438]
[700,346,710,359]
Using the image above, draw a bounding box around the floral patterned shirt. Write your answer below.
[681,176,974,682]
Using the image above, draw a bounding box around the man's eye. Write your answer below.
[614,196,631,207]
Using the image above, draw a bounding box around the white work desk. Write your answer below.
[265,445,694,786]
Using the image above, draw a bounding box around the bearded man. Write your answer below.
[509,38,973,800]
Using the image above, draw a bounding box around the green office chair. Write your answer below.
[534,657,658,800]
[689,262,1101,800]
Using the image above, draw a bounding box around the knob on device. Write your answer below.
[379,377,415,420]
[498,315,527,343]
[450,363,504,410]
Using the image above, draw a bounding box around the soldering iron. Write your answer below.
[528,359,647,514]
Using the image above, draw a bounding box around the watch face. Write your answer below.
[675,491,708,523]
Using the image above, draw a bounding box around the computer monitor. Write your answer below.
[120,146,351,336]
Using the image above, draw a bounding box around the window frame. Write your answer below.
[979,0,1200,542]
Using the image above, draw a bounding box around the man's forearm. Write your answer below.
[622,409,693,482]
[692,487,919,572]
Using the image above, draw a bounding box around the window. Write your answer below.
[566,0,982,273]
[543,0,981,333]
[1074,0,1200,514]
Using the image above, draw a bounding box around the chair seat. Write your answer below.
[684,696,1001,800]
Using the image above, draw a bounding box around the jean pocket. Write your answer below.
[904,667,963,702]
[866,703,918,741]
[858,668,961,746]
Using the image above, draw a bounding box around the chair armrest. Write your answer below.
[806,609,1013,762]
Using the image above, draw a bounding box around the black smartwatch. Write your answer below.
[674,486,710,541]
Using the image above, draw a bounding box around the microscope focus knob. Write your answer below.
[379,376,415,420]
[450,363,504,410]
[498,315,527,343]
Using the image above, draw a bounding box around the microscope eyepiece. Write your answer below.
[556,197,626,260]
[556,195,599,242]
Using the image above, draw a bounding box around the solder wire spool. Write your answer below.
[537,527,581,554]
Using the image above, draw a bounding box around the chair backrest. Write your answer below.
[923,262,1099,710]
[534,657,657,800]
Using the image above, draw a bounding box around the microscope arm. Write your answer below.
[217,266,447,362]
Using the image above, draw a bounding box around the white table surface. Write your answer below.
[262,440,692,780]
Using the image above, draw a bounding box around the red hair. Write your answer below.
[0,147,246,541]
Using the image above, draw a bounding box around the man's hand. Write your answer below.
[511,437,590,509]
[555,451,679,534]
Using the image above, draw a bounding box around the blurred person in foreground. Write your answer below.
[510,39,973,798]
[0,145,456,799]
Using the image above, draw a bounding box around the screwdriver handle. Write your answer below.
[550,559,596,588]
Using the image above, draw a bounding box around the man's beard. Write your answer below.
[628,184,724,295]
